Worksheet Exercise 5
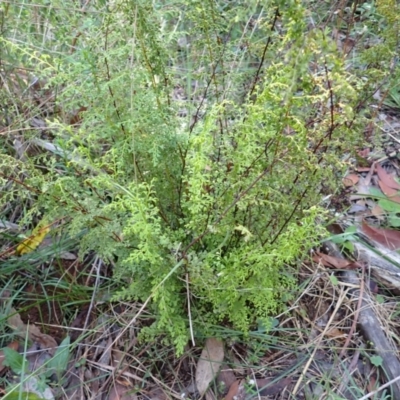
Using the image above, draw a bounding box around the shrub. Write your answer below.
[0,0,369,352]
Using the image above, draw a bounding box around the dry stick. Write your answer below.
[357,374,400,400]
[331,280,363,393]
[337,347,363,396]
[247,7,280,100]
[339,264,365,359]
[86,360,182,400]
[251,369,262,400]
[326,241,400,398]
[292,286,349,396]
[83,256,102,332]
[354,241,400,293]
[186,271,195,346]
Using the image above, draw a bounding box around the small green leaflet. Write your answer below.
[378,198,400,213]
[46,336,71,379]
[330,275,339,285]
[2,347,28,374]
[388,214,400,227]
[329,225,357,244]
[368,187,384,197]
[370,355,383,367]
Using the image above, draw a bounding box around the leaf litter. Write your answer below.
[0,301,69,399]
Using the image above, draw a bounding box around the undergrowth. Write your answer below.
[0,0,397,353]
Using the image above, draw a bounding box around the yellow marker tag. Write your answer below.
[16,224,50,255]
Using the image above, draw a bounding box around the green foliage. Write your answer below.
[46,336,71,381]
[3,392,43,400]
[1,0,394,352]
[2,347,28,375]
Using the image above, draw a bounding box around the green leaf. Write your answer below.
[369,187,384,197]
[3,392,44,400]
[46,336,71,379]
[329,225,356,244]
[2,347,28,375]
[378,199,400,213]
[376,295,385,304]
[345,225,357,234]
[370,355,383,367]
[329,275,339,285]
[343,241,354,253]
[388,213,400,227]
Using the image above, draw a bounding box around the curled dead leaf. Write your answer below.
[358,148,370,158]
[361,221,400,250]
[217,366,237,396]
[224,380,244,400]
[325,328,346,340]
[376,164,400,190]
[343,174,359,187]
[312,252,361,270]
[7,307,57,353]
[377,180,400,203]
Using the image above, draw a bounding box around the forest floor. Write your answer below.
[2,2,400,400]
[2,103,400,400]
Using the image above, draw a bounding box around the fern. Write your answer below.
[1,0,391,353]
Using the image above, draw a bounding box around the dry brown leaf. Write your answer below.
[7,308,34,337]
[109,382,137,400]
[377,180,400,203]
[376,164,400,190]
[351,176,374,200]
[30,331,57,355]
[343,174,359,187]
[371,204,385,220]
[195,338,224,395]
[255,377,292,397]
[217,366,237,395]
[367,375,377,393]
[358,148,370,158]
[312,252,361,270]
[7,307,57,352]
[355,167,371,172]
[361,221,400,250]
[325,328,346,340]
[224,380,244,400]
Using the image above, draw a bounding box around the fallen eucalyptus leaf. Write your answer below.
[195,338,224,395]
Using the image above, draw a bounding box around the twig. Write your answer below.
[338,347,362,395]
[83,256,102,332]
[292,286,349,396]
[357,374,400,400]
[186,271,195,346]
[339,264,365,358]
[325,241,400,398]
